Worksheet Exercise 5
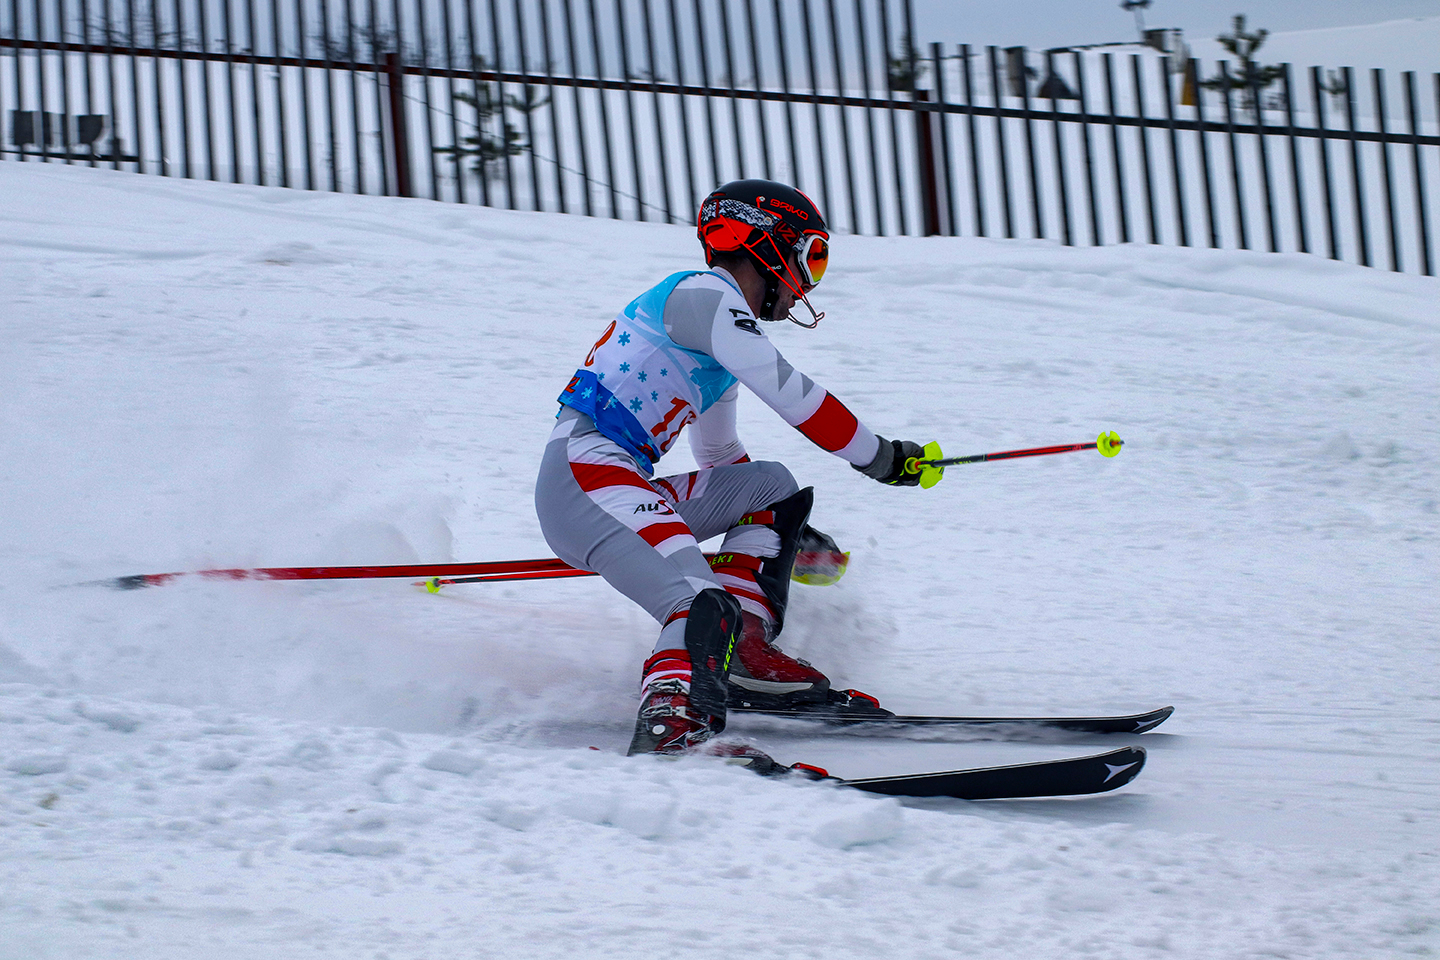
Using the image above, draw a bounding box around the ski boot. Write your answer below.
[626,588,742,756]
[725,612,891,718]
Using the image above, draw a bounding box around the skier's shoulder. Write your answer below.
[665,269,765,348]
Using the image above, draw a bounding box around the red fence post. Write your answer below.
[384,52,412,198]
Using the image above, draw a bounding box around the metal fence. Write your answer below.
[3,0,1437,276]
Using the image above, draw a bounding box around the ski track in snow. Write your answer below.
[2,162,1438,958]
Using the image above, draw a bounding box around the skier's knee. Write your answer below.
[750,459,799,504]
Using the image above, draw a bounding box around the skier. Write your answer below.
[534,179,930,760]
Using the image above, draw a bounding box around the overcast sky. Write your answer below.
[910,0,1440,50]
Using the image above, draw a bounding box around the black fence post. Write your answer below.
[437,0,460,202]
[670,0,696,218]
[82,0,96,168]
[490,0,516,208]
[1046,49,1072,246]
[174,0,191,178]
[35,0,51,163]
[641,0,671,221]
[541,0,568,214]
[615,0,646,219]
[564,0,587,215]
[321,0,339,193]
[1102,54,1128,243]
[989,45,1013,239]
[11,0,27,164]
[1277,64,1307,254]
[854,0,883,234]
[878,0,906,234]
[1159,56,1187,247]
[369,0,389,196]
[719,0,743,178]
[960,43,984,238]
[297,0,316,190]
[412,0,435,200]
[128,0,143,173]
[199,0,218,181]
[1245,60,1278,252]
[1130,54,1157,244]
[743,0,772,184]
[1404,72,1432,277]
[1018,48,1042,239]
[344,0,362,194]
[586,0,618,217]
[516,0,543,211]
[1190,58,1218,249]
[1310,65,1338,260]
[932,41,955,236]
[464,0,488,205]
[1073,50,1099,246]
[272,0,289,186]
[58,0,72,165]
[770,0,798,209]
[1343,66,1369,267]
[1218,61,1248,250]
[1372,68,1400,272]
[799,0,831,218]
[692,0,719,186]
[105,0,121,170]
[515,0,541,210]
[830,0,860,234]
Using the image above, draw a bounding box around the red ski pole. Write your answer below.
[902,431,1124,488]
[90,557,588,590]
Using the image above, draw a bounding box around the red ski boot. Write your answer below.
[726,614,892,717]
[627,589,743,756]
[625,650,716,756]
[726,612,832,707]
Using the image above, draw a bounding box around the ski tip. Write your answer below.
[838,744,1149,800]
[108,573,166,590]
[1096,745,1147,790]
[1131,706,1175,734]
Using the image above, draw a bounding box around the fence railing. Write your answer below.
[3,0,1436,276]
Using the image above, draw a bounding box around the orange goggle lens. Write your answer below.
[799,233,829,286]
[701,217,760,253]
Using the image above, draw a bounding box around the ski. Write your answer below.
[829,745,1147,800]
[733,703,1174,735]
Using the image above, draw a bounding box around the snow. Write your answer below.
[1187,16,1440,76]
[2,159,1439,958]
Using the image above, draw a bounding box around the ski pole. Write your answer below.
[86,557,588,591]
[903,431,1123,488]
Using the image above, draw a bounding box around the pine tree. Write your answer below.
[437,60,546,181]
[1200,15,1285,115]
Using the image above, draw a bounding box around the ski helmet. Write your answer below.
[697,179,830,325]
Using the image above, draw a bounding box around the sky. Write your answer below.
[911,0,1440,51]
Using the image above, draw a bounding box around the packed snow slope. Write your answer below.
[2,162,1438,959]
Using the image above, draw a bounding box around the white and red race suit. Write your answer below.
[535,266,880,640]
[556,268,881,475]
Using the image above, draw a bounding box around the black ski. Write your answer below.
[734,704,1174,735]
[829,745,1147,800]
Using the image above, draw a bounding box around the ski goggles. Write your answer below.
[795,232,829,287]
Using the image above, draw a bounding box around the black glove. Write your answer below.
[853,436,925,486]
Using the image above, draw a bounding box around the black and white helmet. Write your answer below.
[697,179,830,326]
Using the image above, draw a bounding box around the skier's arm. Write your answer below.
[689,383,751,468]
[665,281,881,467]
